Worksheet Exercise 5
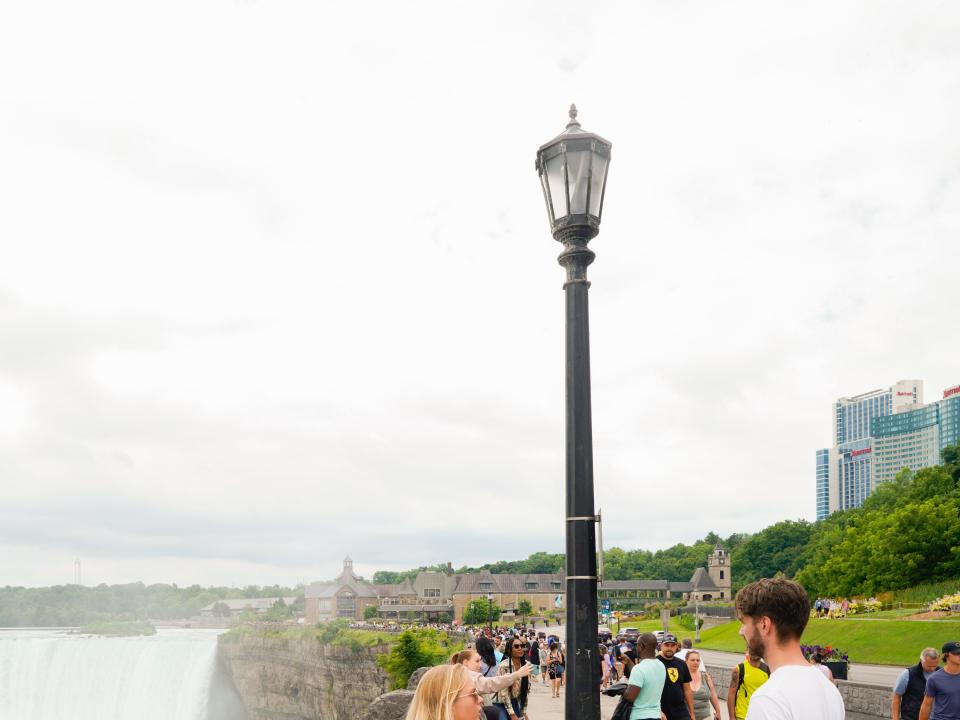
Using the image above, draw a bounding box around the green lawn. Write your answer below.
[696,618,960,666]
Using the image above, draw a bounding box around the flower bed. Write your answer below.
[802,643,849,663]
[929,593,960,611]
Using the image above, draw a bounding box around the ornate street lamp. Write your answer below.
[536,104,610,720]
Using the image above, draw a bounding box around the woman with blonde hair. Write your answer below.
[405,664,483,720]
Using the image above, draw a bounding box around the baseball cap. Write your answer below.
[662,633,679,644]
[942,641,960,655]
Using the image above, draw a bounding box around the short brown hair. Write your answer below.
[735,577,810,642]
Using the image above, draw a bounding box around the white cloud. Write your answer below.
[0,0,958,586]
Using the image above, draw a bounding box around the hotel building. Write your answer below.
[816,379,922,520]
[817,380,960,519]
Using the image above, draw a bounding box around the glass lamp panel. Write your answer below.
[539,172,555,224]
[565,149,591,215]
[545,153,567,219]
[589,152,609,218]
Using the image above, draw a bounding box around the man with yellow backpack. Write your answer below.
[727,652,771,720]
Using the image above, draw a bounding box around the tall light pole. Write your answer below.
[694,592,701,643]
[487,592,495,633]
[536,105,611,720]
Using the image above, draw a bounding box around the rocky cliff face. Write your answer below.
[218,635,392,720]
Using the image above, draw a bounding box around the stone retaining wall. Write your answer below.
[707,662,889,719]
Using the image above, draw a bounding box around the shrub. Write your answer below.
[377,629,461,689]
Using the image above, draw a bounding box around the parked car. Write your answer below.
[622,627,640,643]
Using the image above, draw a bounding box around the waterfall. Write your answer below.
[0,628,245,720]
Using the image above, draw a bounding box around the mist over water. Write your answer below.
[0,628,247,720]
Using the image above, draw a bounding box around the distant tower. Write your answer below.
[74,558,82,586]
[707,545,731,600]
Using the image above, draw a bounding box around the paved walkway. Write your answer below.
[523,625,888,720]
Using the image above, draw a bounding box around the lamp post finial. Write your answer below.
[567,103,580,129]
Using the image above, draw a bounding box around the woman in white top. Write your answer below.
[451,649,533,694]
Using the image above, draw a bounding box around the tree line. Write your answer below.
[0,582,302,627]
[375,444,960,601]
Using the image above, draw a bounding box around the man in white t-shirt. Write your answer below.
[735,577,844,720]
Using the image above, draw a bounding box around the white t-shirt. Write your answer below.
[745,665,844,720]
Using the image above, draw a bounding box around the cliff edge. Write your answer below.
[218,633,392,720]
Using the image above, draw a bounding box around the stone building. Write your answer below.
[306,547,730,625]
[597,545,732,605]
[450,572,565,621]
[305,557,380,624]
[376,571,458,623]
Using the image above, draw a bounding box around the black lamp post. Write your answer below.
[487,592,495,633]
[536,104,610,720]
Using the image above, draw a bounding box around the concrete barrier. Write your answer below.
[707,661,890,719]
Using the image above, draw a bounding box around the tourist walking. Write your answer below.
[919,641,960,720]
[686,650,722,720]
[735,577,844,720]
[600,644,611,690]
[538,640,549,685]
[547,641,565,698]
[617,632,665,720]
[728,653,770,720]
[493,636,532,720]
[404,664,483,720]
[892,647,939,720]
[658,633,695,720]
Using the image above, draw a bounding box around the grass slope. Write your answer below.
[696,618,960,666]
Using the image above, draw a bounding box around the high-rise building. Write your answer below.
[941,385,960,452]
[815,448,835,521]
[832,380,922,445]
[872,403,941,485]
[816,379,922,520]
[817,380,960,519]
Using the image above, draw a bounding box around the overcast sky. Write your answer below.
[1,1,958,588]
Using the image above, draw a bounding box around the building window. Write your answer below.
[525,582,538,590]
[479,582,493,590]
[720,570,724,580]
[337,594,356,617]
[424,588,440,597]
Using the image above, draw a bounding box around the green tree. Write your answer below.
[261,598,291,622]
[364,605,379,620]
[516,599,533,624]
[730,520,813,589]
[463,598,502,626]
[212,601,232,618]
[377,630,452,689]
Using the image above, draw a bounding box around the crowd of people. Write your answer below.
[402,577,960,720]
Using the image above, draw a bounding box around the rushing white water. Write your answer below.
[0,628,232,720]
